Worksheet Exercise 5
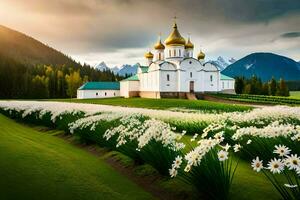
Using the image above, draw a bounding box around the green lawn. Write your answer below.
[49,97,252,113]
[290,91,300,99]
[0,114,155,200]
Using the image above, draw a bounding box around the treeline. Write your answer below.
[235,76,289,97]
[0,55,123,99]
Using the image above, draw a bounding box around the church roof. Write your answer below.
[220,74,234,80]
[140,66,149,73]
[123,74,139,81]
[78,82,120,90]
[164,22,186,46]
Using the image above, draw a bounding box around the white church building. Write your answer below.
[77,20,235,99]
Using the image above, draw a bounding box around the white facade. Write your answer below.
[77,90,120,99]
[119,21,235,98]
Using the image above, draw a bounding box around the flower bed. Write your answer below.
[0,100,300,200]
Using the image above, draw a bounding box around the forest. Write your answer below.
[0,55,122,99]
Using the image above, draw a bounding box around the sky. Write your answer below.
[0,0,299,67]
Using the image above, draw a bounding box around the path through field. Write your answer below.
[0,114,155,200]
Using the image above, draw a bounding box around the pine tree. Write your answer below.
[277,78,290,96]
[234,77,244,94]
[268,77,277,96]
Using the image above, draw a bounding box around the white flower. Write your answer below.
[222,143,231,151]
[284,154,300,170]
[284,184,298,188]
[172,156,183,169]
[246,139,252,144]
[217,150,229,161]
[233,144,242,152]
[184,165,191,172]
[251,157,263,172]
[169,168,178,178]
[267,158,284,174]
[273,145,291,157]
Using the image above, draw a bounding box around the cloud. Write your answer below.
[280,32,300,38]
[0,0,299,65]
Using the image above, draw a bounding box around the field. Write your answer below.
[0,100,299,200]
[50,97,252,113]
[290,91,300,99]
[0,115,154,200]
[209,93,300,105]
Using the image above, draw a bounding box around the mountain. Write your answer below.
[111,66,120,74]
[222,52,300,82]
[228,58,236,64]
[95,61,110,71]
[208,56,230,71]
[117,63,139,76]
[0,25,80,67]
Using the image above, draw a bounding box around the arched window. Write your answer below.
[222,82,224,89]
[190,72,192,78]
[96,92,98,96]
[105,92,107,96]
[173,49,176,56]
[169,50,171,57]
[179,50,181,57]
[167,74,170,81]
[158,53,161,60]
[210,75,213,82]
[114,92,116,96]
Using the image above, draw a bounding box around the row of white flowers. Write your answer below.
[1,101,300,126]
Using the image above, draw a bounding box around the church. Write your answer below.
[119,20,235,99]
[77,20,235,99]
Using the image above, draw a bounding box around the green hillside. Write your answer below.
[0,25,80,67]
[0,25,120,99]
[0,114,154,200]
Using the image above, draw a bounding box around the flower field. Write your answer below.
[0,100,300,200]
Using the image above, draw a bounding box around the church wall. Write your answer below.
[160,70,177,91]
[120,81,140,98]
[203,71,220,91]
[77,90,120,99]
[221,79,235,90]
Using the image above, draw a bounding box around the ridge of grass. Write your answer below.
[0,114,155,200]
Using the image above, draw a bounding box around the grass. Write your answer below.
[0,114,155,200]
[47,97,252,113]
[290,91,300,99]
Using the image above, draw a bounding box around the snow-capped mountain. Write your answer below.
[94,62,139,76]
[208,56,230,71]
[117,63,139,76]
[228,57,236,64]
[95,62,110,71]
[222,52,300,81]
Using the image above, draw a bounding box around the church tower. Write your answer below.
[197,50,205,64]
[185,36,194,58]
[144,51,153,66]
[164,19,186,60]
[154,35,165,61]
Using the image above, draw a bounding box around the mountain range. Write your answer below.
[222,52,300,81]
[208,56,236,71]
[95,62,138,76]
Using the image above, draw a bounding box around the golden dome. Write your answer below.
[185,37,194,49]
[154,38,165,50]
[197,51,205,60]
[164,22,186,46]
[144,51,154,59]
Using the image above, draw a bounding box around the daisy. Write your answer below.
[172,156,183,169]
[233,144,242,152]
[267,158,284,174]
[218,150,229,161]
[284,154,300,170]
[169,168,178,178]
[251,157,263,172]
[184,165,191,172]
[222,143,231,151]
[246,139,252,145]
[273,145,291,157]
